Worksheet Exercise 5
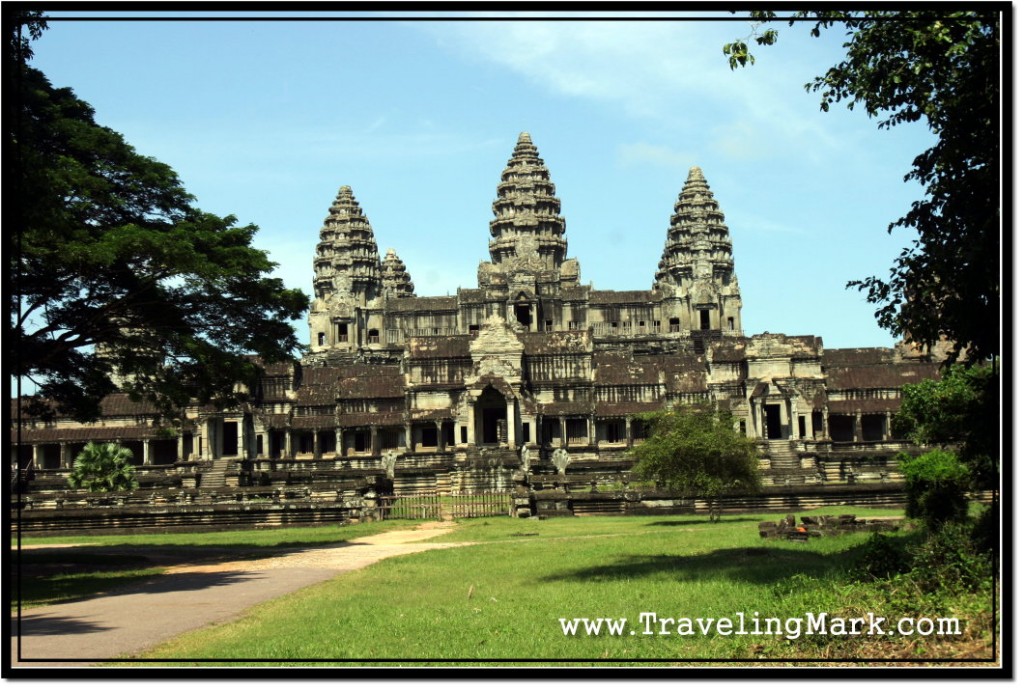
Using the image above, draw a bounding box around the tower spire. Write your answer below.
[655,166,742,334]
[381,247,415,298]
[313,185,382,305]
[488,132,567,271]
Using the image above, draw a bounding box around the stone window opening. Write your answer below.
[669,317,680,333]
[368,329,380,344]
[545,320,553,332]
[338,323,348,342]
[514,304,532,330]
[522,422,531,443]
[699,309,711,330]
[469,324,480,335]
[727,316,735,330]
[566,418,588,444]
[653,319,661,332]
[317,332,326,346]
[420,426,438,449]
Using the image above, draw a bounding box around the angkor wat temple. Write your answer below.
[12,133,942,522]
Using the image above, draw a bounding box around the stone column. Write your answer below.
[559,417,567,448]
[884,412,892,441]
[31,444,39,469]
[336,427,344,457]
[143,439,151,465]
[313,431,321,460]
[60,443,71,469]
[436,421,445,452]
[371,426,380,455]
[790,403,799,440]
[506,399,516,450]
[284,430,293,458]
[467,399,476,446]
[587,416,595,446]
[176,434,185,462]
[405,423,413,452]
[237,421,245,459]
[854,413,863,443]
[625,416,633,447]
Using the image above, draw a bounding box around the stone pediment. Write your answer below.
[469,315,524,384]
[689,279,719,307]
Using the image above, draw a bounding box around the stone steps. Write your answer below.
[765,440,801,470]
[199,457,232,493]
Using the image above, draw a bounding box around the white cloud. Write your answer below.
[617,142,697,168]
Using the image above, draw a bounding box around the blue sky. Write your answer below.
[31,10,938,350]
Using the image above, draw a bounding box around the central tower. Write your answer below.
[487,132,569,273]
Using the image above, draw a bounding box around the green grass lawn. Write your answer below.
[128,507,995,665]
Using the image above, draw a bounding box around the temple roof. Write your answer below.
[826,362,941,390]
[589,290,658,305]
[406,335,472,359]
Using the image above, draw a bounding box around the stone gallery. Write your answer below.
[12,133,942,520]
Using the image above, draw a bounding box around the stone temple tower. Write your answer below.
[654,166,743,336]
[487,132,570,273]
[308,186,384,352]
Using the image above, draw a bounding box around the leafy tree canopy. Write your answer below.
[67,442,139,493]
[893,364,998,489]
[9,12,308,421]
[629,405,760,521]
[725,10,1001,364]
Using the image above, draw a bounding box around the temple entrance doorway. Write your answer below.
[477,386,506,445]
[764,404,783,439]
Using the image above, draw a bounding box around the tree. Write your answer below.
[893,364,998,490]
[67,442,139,493]
[8,12,309,422]
[725,11,1001,365]
[629,405,760,521]
[897,449,970,531]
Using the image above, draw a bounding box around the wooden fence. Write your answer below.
[372,493,512,521]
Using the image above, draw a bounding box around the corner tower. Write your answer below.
[308,186,383,352]
[654,167,742,336]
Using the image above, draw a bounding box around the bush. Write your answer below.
[898,450,970,530]
[909,522,990,593]
[858,532,911,580]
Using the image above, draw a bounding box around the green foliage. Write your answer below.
[909,521,990,594]
[857,532,911,581]
[8,16,309,422]
[67,442,139,493]
[898,449,970,530]
[894,363,998,489]
[725,11,1000,364]
[628,405,760,521]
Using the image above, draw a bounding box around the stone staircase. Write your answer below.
[199,456,232,493]
[765,440,801,470]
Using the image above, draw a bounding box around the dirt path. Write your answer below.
[10,522,466,668]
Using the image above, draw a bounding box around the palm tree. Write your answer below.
[67,442,139,493]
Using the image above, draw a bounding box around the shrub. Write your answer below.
[898,449,970,530]
[67,442,138,493]
[909,522,990,593]
[858,532,911,581]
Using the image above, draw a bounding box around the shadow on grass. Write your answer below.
[538,546,845,585]
[644,517,759,527]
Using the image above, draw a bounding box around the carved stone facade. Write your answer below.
[12,133,942,498]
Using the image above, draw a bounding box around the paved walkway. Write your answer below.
[10,523,465,668]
